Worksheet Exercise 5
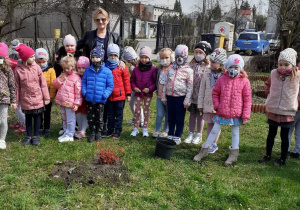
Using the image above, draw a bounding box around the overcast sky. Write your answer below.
[149,0,269,15]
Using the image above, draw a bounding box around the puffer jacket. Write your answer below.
[108,66,131,101]
[15,62,50,110]
[0,68,16,105]
[53,71,82,108]
[198,69,216,114]
[212,71,252,120]
[42,64,56,99]
[82,64,114,103]
[130,66,157,97]
[265,69,300,116]
[162,63,193,106]
[190,62,210,104]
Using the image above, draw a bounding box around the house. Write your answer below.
[221,9,255,33]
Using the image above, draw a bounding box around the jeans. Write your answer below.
[155,98,168,132]
[25,113,41,137]
[288,110,300,153]
[167,96,186,138]
[107,100,125,134]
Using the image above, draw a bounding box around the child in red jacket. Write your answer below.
[194,54,252,165]
[103,44,131,139]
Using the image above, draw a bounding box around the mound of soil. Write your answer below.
[49,158,129,187]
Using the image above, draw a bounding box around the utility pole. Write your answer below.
[34,1,38,49]
[201,0,206,34]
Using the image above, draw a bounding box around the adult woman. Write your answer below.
[76,7,125,68]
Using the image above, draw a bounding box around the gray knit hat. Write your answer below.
[107,44,120,57]
[175,44,188,59]
[11,39,20,49]
[123,46,138,61]
[210,48,227,65]
[35,48,49,60]
[278,48,297,66]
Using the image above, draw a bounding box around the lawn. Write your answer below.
[1,96,300,209]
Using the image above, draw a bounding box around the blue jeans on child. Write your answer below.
[167,96,186,138]
[288,110,300,153]
[107,100,125,134]
[155,98,168,133]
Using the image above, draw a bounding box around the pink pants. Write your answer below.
[134,96,152,128]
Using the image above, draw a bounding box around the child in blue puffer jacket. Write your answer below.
[82,47,114,143]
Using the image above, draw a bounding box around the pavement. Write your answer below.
[136,38,252,63]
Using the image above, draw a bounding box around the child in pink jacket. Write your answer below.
[53,55,82,142]
[14,44,50,146]
[194,54,252,165]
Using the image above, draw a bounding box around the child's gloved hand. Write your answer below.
[10,103,17,110]
[45,100,50,105]
[134,87,141,93]
[242,119,248,125]
[143,88,149,93]
[72,105,78,112]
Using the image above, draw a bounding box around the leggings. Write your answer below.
[189,112,204,133]
[134,96,152,128]
[76,113,88,133]
[25,113,41,137]
[0,104,8,140]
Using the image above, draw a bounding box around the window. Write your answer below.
[154,15,156,20]
[238,33,258,40]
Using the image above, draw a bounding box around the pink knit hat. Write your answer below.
[0,43,8,57]
[77,56,90,68]
[15,44,35,61]
[139,46,152,60]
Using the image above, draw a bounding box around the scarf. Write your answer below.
[106,60,118,70]
[277,68,292,81]
[210,70,223,87]
[41,63,49,72]
[139,61,152,72]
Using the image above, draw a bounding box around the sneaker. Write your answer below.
[102,131,113,138]
[127,119,134,125]
[167,135,173,140]
[290,152,299,159]
[58,133,67,141]
[14,125,26,133]
[75,131,85,139]
[152,131,160,138]
[143,128,149,137]
[208,143,219,153]
[184,132,194,144]
[58,128,64,135]
[130,127,139,136]
[39,129,44,136]
[74,131,81,139]
[159,132,168,138]
[0,140,6,149]
[58,136,74,143]
[31,136,40,146]
[274,158,285,166]
[192,133,202,144]
[10,122,20,129]
[22,136,32,146]
[113,133,120,139]
[258,155,271,163]
[44,129,50,138]
[173,136,181,145]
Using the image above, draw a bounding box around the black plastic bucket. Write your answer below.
[155,137,176,159]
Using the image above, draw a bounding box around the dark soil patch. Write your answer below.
[49,158,129,187]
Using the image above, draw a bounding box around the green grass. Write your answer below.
[1,99,300,209]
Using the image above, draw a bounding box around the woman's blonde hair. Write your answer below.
[60,54,76,68]
[0,56,10,72]
[93,7,109,20]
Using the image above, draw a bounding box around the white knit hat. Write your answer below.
[278,48,297,66]
[63,34,76,46]
[35,48,49,60]
[224,54,245,70]
[123,46,138,61]
[175,44,188,59]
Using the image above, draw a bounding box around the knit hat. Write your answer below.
[194,41,212,55]
[107,44,120,57]
[210,48,227,65]
[224,54,245,70]
[123,46,138,61]
[35,48,49,60]
[175,44,189,59]
[0,43,8,57]
[278,48,297,66]
[77,56,90,68]
[90,47,105,60]
[11,39,20,49]
[63,34,76,46]
[15,44,35,62]
[139,46,152,60]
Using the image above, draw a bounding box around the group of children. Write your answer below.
[0,34,299,166]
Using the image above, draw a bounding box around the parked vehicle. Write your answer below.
[235,32,270,55]
[266,33,280,51]
[241,29,256,33]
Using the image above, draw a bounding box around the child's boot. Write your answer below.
[22,136,32,146]
[31,136,40,146]
[44,129,50,138]
[224,146,239,166]
[193,147,209,162]
[88,134,95,143]
[0,140,6,149]
[95,132,102,141]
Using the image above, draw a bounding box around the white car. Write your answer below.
[266,33,280,51]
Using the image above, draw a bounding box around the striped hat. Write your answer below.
[210,48,227,65]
